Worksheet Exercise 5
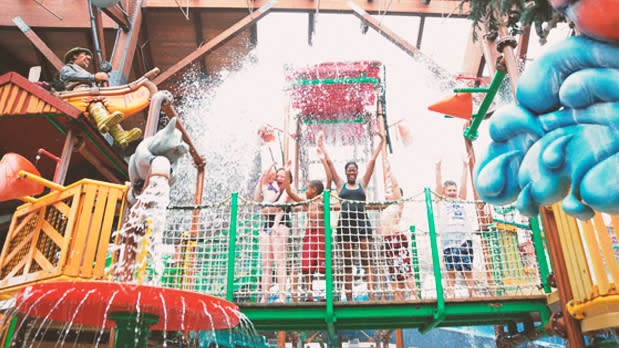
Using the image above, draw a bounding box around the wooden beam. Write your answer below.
[1,0,116,28]
[517,26,531,61]
[415,15,425,49]
[92,5,108,63]
[193,9,208,75]
[55,128,77,185]
[12,17,63,71]
[348,2,454,82]
[77,142,123,184]
[308,12,315,46]
[143,0,468,17]
[101,5,130,31]
[540,207,586,348]
[109,0,144,85]
[460,25,484,78]
[153,1,276,86]
[497,26,520,95]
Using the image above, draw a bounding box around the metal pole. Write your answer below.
[323,190,336,339]
[226,193,239,301]
[419,187,445,334]
[529,217,551,293]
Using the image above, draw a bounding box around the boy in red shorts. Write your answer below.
[283,146,331,301]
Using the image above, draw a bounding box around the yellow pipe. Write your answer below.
[17,170,65,192]
[580,219,610,295]
[567,294,619,320]
[593,213,619,286]
[18,196,37,203]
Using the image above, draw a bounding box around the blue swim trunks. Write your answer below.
[444,240,473,271]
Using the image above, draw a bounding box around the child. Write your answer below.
[283,146,331,301]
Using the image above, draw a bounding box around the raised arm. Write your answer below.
[317,146,332,191]
[458,156,469,200]
[283,167,306,202]
[360,133,385,189]
[385,157,402,200]
[254,163,277,202]
[434,159,444,196]
[318,133,344,190]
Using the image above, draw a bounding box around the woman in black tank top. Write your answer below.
[318,133,385,302]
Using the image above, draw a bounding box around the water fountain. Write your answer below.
[0,123,242,347]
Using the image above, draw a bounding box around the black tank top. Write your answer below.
[339,183,366,212]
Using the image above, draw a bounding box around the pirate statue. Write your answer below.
[58,47,142,147]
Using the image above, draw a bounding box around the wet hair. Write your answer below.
[443,180,457,188]
[308,180,324,193]
[344,161,358,171]
[276,168,293,182]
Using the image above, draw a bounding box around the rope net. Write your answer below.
[155,191,548,303]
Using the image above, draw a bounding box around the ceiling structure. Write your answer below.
[0,0,481,90]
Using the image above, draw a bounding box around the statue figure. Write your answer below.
[57,47,142,147]
[128,118,189,197]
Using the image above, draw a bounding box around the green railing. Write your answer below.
[159,189,552,332]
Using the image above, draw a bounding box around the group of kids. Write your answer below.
[254,132,475,303]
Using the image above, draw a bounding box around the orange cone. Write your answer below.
[428,93,473,120]
[0,153,44,202]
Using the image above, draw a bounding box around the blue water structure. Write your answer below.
[474,35,619,220]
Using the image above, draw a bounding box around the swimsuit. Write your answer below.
[337,183,372,242]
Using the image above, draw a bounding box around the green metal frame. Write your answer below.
[530,217,551,293]
[409,225,422,298]
[161,189,552,336]
[461,70,507,141]
[227,192,239,301]
[289,76,380,87]
[419,188,445,333]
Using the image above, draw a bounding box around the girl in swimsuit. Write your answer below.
[254,163,293,303]
[318,132,385,301]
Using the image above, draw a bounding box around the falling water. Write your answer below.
[108,175,171,282]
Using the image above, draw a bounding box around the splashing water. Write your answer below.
[108,175,171,282]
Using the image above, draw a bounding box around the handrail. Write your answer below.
[323,190,336,339]
[227,192,239,302]
[419,187,445,334]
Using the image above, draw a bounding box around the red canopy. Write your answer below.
[289,61,383,120]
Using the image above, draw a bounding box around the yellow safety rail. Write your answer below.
[0,179,128,299]
[495,223,532,286]
[552,204,619,332]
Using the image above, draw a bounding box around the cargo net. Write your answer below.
[160,198,233,298]
[430,194,547,299]
[160,192,547,303]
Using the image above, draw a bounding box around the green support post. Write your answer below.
[419,188,445,334]
[227,192,239,302]
[2,316,17,348]
[529,217,551,293]
[409,225,422,298]
[109,311,159,348]
[452,87,490,93]
[463,69,506,141]
[323,190,337,340]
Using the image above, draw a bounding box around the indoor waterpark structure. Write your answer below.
[0,0,617,347]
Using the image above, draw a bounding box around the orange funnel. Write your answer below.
[428,93,473,120]
[0,153,44,202]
